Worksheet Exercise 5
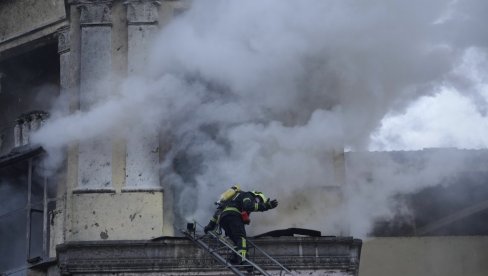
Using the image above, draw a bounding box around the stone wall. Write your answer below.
[359,236,488,276]
[56,236,362,275]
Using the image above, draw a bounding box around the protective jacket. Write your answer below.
[204,190,278,265]
[207,191,274,228]
[224,191,271,215]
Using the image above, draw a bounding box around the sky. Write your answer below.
[30,0,488,237]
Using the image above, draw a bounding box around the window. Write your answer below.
[0,150,55,274]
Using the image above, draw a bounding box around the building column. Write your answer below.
[48,25,72,258]
[125,0,160,74]
[74,0,114,191]
[124,0,161,190]
[58,25,71,100]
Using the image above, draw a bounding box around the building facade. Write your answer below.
[3,1,488,276]
[0,1,360,275]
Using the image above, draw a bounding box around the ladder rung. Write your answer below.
[182,228,288,276]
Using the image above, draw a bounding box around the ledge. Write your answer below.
[56,236,362,275]
[72,189,116,194]
[0,145,44,168]
[121,187,164,193]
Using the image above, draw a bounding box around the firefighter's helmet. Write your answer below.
[251,191,268,203]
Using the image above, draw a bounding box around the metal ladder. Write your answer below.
[181,222,292,276]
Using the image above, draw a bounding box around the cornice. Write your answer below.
[56,237,362,275]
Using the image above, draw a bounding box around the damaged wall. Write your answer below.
[66,192,163,242]
[55,0,186,245]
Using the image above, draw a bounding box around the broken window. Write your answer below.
[0,151,56,274]
[0,41,60,275]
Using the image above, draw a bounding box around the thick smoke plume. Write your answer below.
[33,0,488,237]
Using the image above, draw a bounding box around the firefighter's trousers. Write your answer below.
[220,213,247,263]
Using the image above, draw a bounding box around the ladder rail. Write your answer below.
[246,238,292,273]
[186,221,292,276]
[194,221,277,276]
[206,230,272,276]
[181,229,246,276]
[203,225,291,274]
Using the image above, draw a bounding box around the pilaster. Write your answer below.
[57,26,71,55]
[50,25,72,257]
[57,25,72,113]
[73,0,114,191]
[124,0,161,190]
[124,0,160,74]
[61,0,164,242]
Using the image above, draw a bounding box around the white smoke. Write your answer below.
[370,47,488,151]
[32,0,488,237]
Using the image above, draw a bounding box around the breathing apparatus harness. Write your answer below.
[214,185,253,225]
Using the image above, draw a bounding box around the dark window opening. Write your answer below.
[0,43,59,156]
[0,150,56,274]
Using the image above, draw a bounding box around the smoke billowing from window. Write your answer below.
[33,0,488,237]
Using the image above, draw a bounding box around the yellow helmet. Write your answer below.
[251,191,268,203]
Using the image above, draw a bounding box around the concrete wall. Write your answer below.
[56,236,362,275]
[67,192,163,241]
[359,236,488,276]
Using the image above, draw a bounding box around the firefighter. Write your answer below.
[204,188,279,265]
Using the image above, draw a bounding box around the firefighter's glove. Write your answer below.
[204,221,216,234]
[266,199,278,209]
